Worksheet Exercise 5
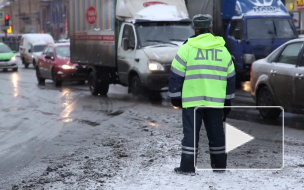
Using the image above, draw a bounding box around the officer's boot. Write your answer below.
[174,154,195,174]
[210,153,227,173]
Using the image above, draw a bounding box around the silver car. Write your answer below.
[250,38,304,119]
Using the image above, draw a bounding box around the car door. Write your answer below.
[270,42,303,107]
[117,24,137,85]
[293,52,304,108]
[38,47,49,77]
[44,47,55,79]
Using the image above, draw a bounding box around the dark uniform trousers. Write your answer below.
[179,107,227,172]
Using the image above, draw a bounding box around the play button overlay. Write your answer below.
[225,123,254,153]
[194,106,284,170]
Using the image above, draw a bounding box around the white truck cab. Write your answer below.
[69,0,194,97]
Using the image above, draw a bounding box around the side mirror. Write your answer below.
[122,38,129,51]
[234,29,242,40]
[45,55,54,60]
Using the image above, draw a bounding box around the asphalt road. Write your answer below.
[0,56,303,189]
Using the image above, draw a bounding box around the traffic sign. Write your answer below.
[0,11,4,21]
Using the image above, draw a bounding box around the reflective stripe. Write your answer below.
[227,70,236,78]
[183,96,225,103]
[209,146,225,150]
[168,92,181,98]
[171,66,185,77]
[182,146,197,151]
[182,150,195,155]
[210,150,226,154]
[175,55,186,67]
[228,60,233,67]
[185,74,227,81]
[226,93,235,99]
[187,65,227,72]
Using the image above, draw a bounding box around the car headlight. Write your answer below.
[10,56,16,61]
[148,61,165,71]
[61,64,74,69]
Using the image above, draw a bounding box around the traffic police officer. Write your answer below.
[168,14,236,174]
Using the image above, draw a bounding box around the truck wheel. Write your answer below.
[88,71,99,95]
[36,67,45,85]
[130,76,145,99]
[256,86,281,120]
[148,90,162,102]
[52,68,62,87]
[88,71,109,96]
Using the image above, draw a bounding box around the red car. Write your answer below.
[36,43,87,86]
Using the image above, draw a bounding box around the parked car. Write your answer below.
[250,38,304,119]
[0,42,18,72]
[36,43,87,86]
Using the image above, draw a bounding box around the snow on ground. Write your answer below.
[2,103,304,190]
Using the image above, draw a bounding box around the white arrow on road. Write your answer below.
[225,123,254,153]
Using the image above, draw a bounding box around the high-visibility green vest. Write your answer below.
[171,33,235,108]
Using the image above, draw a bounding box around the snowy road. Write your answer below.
[0,61,304,189]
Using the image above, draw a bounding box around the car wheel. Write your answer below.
[32,60,36,67]
[256,86,281,120]
[52,68,62,87]
[3,68,8,72]
[88,71,109,96]
[36,67,45,85]
[130,76,145,99]
[22,58,29,68]
[12,68,18,72]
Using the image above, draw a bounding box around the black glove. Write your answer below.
[171,98,182,108]
[223,100,231,122]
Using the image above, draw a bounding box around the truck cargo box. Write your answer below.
[69,0,116,67]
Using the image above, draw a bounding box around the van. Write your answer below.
[19,34,55,68]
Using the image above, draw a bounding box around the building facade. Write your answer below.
[0,0,69,40]
[286,0,304,34]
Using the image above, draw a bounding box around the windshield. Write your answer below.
[247,18,297,40]
[136,22,194,48]
[55,46,70,58]
[33,45,47,52]
[0,44,12,53]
